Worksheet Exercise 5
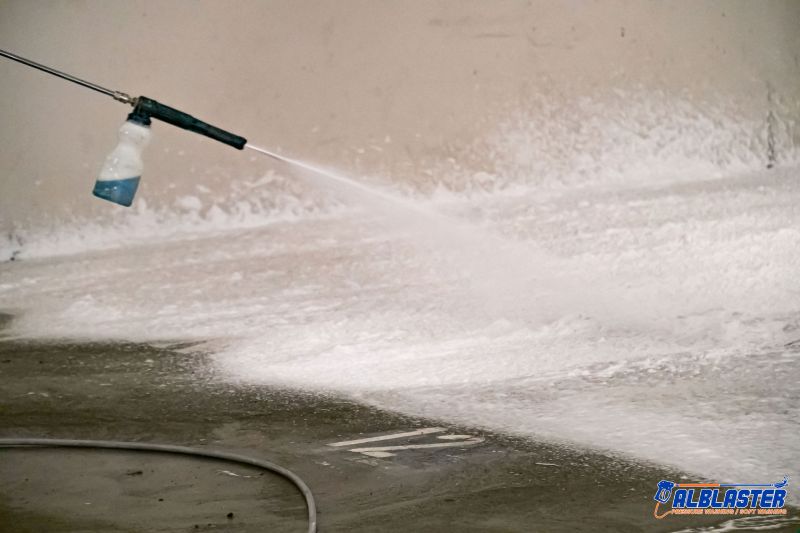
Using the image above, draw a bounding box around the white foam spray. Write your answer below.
[2,95,798,502]
[243,144,680,332]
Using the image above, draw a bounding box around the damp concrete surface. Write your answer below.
[0,338,795,532]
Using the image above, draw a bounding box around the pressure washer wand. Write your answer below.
[0,48,135,104]
[1,48,247,150]
[1,48,248,205]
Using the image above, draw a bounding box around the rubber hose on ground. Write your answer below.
[0,438,317,533]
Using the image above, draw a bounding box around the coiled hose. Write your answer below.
[0,438,317,533]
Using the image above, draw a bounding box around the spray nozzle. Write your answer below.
[131,96,247,150]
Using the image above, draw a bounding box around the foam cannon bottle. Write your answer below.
[93,109,151,206]
[0,49,247,207]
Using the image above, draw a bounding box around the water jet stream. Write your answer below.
[245,144,418,209]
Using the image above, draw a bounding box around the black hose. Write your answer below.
[0,438,317,533]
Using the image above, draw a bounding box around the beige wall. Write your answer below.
[1,0,799,226]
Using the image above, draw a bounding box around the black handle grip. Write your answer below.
[134,96,247,150]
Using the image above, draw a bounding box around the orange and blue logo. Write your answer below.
[653,477,789,519]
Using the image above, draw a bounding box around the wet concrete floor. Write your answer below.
[0,338,793,532]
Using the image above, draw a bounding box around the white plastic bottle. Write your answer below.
[92,112,151,207]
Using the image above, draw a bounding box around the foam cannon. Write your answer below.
[0,49,247,206]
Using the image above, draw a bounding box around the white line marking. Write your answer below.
[437,434,473,440]
[349,437,485,457]
[327,427,446,447]
[217,470,254,478]
[359,451,396,458]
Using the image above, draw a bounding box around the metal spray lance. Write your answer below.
[0,49,248,206]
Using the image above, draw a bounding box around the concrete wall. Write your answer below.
[1,0,798,225]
